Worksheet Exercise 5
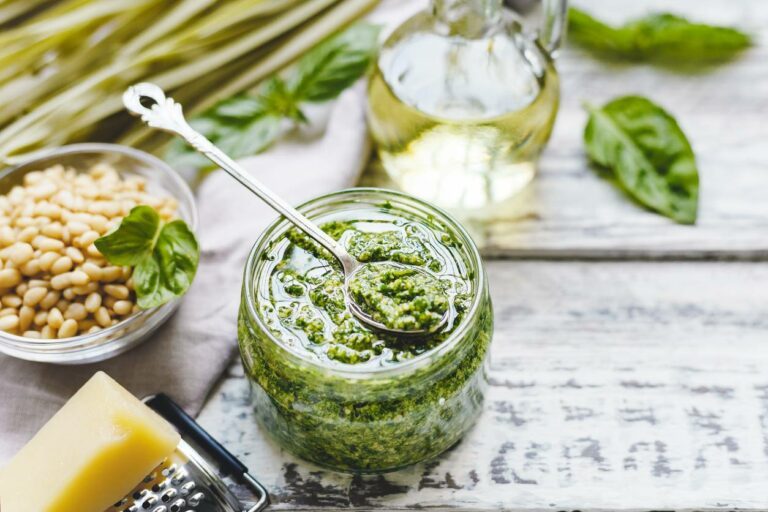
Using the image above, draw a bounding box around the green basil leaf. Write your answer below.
[214,115,282,160]
[569,8,751,65]
[584,96,699,224]
[134,253,177,310]
[154,220,199,296]
[94,206,160,265]
[96,206,200,309]
[164,22,380,172]
[289,22,381,102]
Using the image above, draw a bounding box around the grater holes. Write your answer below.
[187,492,204,507]
[180,481,195,495]
[121,506,139,512]
[141,496,158,509]
[133,489,148,500]
[170,469,187,485]
[162,464,178,477]
[168,498,186,512]
[152,507,167,512]
[160,488,177,502]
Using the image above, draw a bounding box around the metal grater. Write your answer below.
[108,394,269,512]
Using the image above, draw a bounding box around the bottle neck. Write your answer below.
[430,0,503,37]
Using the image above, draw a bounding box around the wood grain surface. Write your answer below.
[198,0,768,509]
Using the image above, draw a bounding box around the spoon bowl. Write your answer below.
[123,82,448,337]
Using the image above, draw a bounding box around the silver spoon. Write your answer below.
[123,82,448,337]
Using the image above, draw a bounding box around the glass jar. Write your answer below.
[367,0,567,212]
[238,188,493,473]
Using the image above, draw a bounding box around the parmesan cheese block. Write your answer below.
[0,372,180,512]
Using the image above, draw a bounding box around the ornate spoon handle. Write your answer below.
[123,83,358,274]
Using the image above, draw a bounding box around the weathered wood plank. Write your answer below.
[198,261,768,510]
[360,0,768,258]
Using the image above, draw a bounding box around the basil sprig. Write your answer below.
[166,22,380,170]
[584,96,699,224]
[568,8,751,65]
[95,206,199,309]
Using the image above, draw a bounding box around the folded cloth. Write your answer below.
[0,87,371,463]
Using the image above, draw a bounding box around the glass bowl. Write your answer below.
[0,143,197,364]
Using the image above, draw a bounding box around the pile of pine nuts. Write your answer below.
[0,163,178,339]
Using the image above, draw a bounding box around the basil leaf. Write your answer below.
[289,22,381,102]
[569,8,751,65]
[96,206,200,309]
[154,220,199,296]
[584,96,699,224]
[134,253,176,310]
[164,24,379,171]
[94,206,160,266]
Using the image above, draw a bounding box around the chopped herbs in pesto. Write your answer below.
[238,195,493,472]
[264,218,470,365]
[348,262,448,332]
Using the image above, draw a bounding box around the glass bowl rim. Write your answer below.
[242,187,487,380]
[0,142,198,352]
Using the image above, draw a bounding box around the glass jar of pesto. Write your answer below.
[238,188,492,473]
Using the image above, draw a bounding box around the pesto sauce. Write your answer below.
[348,262,448,332]
[261,217,470,366]
[239,200,493,472]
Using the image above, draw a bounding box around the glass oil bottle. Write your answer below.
[367,0,567,213]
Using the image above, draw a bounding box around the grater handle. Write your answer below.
[144,393,247,477]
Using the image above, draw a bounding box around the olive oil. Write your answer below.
[367,0,562,212]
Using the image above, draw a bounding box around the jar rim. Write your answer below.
[242,187,486,380]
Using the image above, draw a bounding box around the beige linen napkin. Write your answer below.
[0,87,371,463]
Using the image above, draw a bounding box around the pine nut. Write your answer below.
[32,236,64,252]
[23,330,41,339]
[41,223,63,239]
[101,266,122,282]
[51,256,73,275]
[69,270,89,286]
[8,242,34,266]
[65,247,84,264]
[41,325,56,339]
[57,319,78,338]
[95,307,111,327]
[18,227,38,243]
[84,292,102,313]
[0,314,19,331]
[1,294,21,308]
[0,269,21,288]
[33,310,47,327]
[18,306,34,331]
[65,303,87,321]
[38,290,60,310]
[104,284,129,300]
[38,251,59,271]
[19,260,40,277]
[71,283,97,295]
[47,307,64,329]
[113,300,132,316]
[50,273,72,290]
[81,262,102,281]
[23,287,47,307]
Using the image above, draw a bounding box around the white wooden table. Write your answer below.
[198,0,768,509]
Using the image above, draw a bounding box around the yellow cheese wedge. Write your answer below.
[0,372,180,512]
